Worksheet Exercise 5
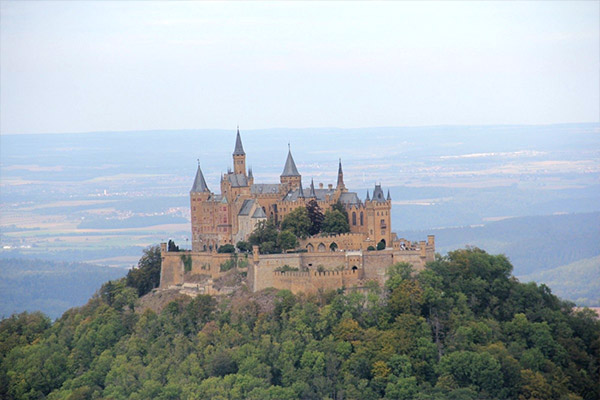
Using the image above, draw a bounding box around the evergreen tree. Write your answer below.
[306,200,324,235]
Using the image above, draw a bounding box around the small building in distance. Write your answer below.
[160,128,435,295]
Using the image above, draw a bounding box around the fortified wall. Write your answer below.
[160,236,435,295]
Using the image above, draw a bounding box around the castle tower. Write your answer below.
[190,163,212,251]
[232,127,246,176]
[365,184,392,247]
[280,146,301,189]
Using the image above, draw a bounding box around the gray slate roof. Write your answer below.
[339,192,360,205]
[233,129,245,156]
[281,150,300,177]
[191,165,210,193]
[283,187,337,202]
[228,173,248,187]
[372,184,386,202]
[238,199,255,216]
[252,207,267,218]
[251,184,282,194]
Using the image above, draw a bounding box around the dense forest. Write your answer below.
[1,248,599,400]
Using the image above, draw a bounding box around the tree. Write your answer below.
[236,241,252,253]
[167,239,180,252]
[321,210,350,235]
[281,207,311,238]
[217,244,235,253]
[306,200,324,236]
[277,230,298,252]
[377,240,386,250]
[248,219,278,247]
[331,200,349,220]
[126,245,162,297]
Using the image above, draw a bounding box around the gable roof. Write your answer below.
[252,207,267,218]
[238,199,255,216]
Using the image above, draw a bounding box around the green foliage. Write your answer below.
[126,245,162,297]
[180,254,192,272]
[367,245,376,251]
[217,244,235,253]
[306,200,324,236]
[281,207,311,239]
[277,230,298,252]
[219,257,236,272]
[248,219,281,254]
[274,265,299,272]
[236,241,252,253]
[2,248,599,400]
[377,240,386,250]
[167,239,180,252]
[321,209,350,235]
[331,200,349,220]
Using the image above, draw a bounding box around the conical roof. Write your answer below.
[298,178,305,198]
[281,148,300,177]
[309,178,316,198]
[387,189,391,201]
[337,158,345,188]
[191,164,210,193]
[233,127,245,156]
[365,190,370,201]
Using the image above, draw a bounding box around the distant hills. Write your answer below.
[519,255,600,307]
[397,212,600,276]
[0,259,128,319]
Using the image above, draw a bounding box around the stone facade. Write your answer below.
[159,128,436,295]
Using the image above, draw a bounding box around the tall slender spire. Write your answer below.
[191,163,210,193]
[233,127,245,156]
[248,167,253,178]
[298,178,305,198]
[387,189,391,201]
[365,190,370,201]
[309,178,316,198]
[337,158,345,189]
[281,147,300,177]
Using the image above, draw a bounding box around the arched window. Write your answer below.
[352,212,356,225]
[317,243,326,252]
[307,243,314,253]
[360,212,364,225]
[330,242,338,252]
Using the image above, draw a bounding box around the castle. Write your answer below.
[160,129,435,295]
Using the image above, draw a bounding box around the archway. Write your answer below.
[317,243,326,252]
[306,243,314,253]
[329,242,338,252]
[352,265,358,271]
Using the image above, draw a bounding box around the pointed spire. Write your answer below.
[298,178,305,198]
[387,189,391,201]
[248,167,253,178]
[191,163,210,193]
[366,190,370,201]
[281,147,300,177]
[233,127,245,156]
[337,158,345,189]
[309,178,316,198]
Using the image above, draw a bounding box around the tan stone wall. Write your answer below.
[273,269,360,295]
[160,249,241,288]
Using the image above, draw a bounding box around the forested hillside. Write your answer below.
[1,248,599,400]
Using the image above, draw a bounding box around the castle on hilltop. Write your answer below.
[190,128,392,252]
[160,129,435,295]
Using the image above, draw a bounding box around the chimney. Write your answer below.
[319,183,324,189]
[328,184,333,190]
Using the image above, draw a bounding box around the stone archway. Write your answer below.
[329,242,338,252]
[307,243,314,253]
[317,243,326,252]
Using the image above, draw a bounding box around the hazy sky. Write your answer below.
[1,1,598,134]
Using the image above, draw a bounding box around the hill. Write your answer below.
[519,256,600,307]
[0,259,128,319]
[1,248,598,400]
[396,212,600,276]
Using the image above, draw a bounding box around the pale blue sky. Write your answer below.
[1,1,598,134]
